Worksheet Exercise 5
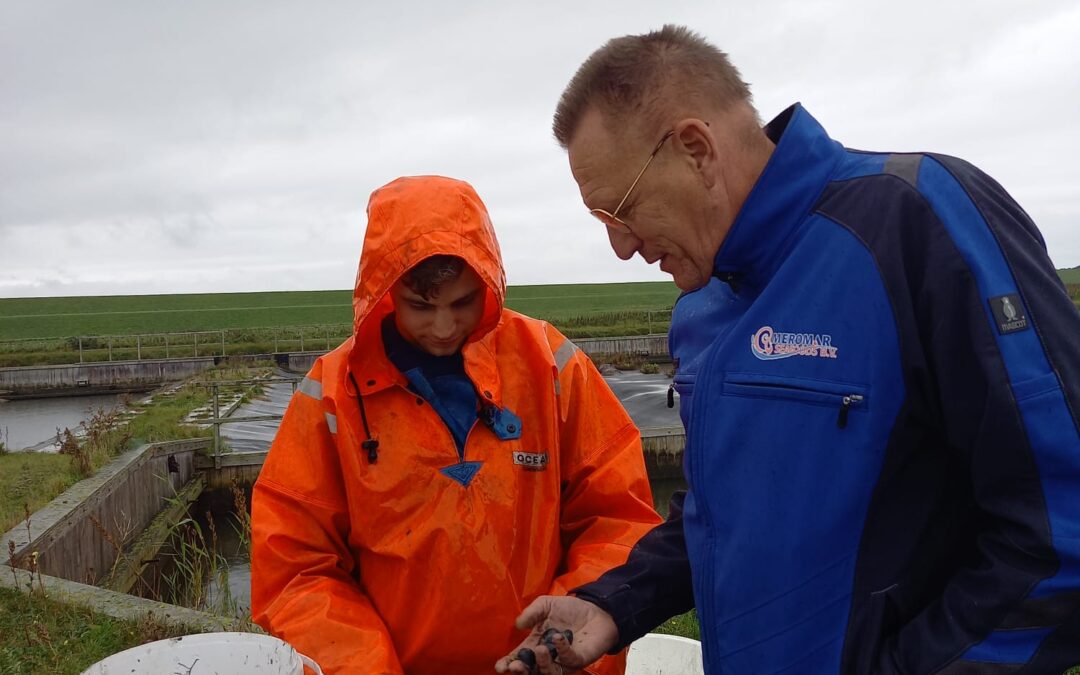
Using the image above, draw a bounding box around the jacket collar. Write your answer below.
[712,104,845,292]
[346,311,505,407]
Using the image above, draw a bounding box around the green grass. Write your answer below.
[0,586,187,675]
[1058,266,1080,284]
[0,282,679,342]
[652,610,700,640]
[506,282,679,320]
[0,291,354,341]
[0,453,78,535]
[4,271,1077,343]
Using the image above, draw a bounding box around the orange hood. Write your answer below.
[351,175,507,341]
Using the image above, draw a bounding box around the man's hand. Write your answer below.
[495,596,619,674]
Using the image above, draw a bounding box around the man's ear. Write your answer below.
[672,119,718,188]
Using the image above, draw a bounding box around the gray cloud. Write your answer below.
[2,0,1078,299]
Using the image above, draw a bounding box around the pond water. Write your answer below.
[0,393,125,451]
[213,369,682,453]
[202,505,252,619]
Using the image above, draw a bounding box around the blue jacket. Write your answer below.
[575,104,1080,673]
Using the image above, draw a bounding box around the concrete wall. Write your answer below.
[0,567,249,633]
[280,335,671,375]
[282,351,324,374]
[641,427,685,464]
[2,438,209,585]
[0,358,217,399]
[574,334,669,359]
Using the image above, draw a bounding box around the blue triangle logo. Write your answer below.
[440,461,483,488]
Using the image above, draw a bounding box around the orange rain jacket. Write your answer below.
[251,176,661,674]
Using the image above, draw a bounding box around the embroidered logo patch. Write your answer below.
[989,294,1029,335]
[513,451,548,471]
[751,326,838,360]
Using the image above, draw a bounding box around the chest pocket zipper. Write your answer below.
[722,373,867,429]
[837,394,865,428]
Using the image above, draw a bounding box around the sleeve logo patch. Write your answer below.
[990,294,1029,334]
[513,451,548,471]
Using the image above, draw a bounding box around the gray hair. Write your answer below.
[553,25,755,148]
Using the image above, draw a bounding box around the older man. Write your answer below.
[500,25,1080,675]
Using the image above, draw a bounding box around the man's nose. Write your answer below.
[607,227,641,261]
[432,310,456,338]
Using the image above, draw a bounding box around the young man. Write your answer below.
[250,175,660,674]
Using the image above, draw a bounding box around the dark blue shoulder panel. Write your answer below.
[814,157,1080,672]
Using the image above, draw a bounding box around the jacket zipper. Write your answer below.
[723,376,867,430]
[837,394,864,429]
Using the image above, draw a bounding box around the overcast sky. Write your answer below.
[2,1,1078,299]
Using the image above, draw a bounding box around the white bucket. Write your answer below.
[80,632,323,675]
[626,633,704,675]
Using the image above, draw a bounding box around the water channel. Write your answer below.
[0,393,126,451]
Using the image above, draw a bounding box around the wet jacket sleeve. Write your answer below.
[251,365,405,675]
[877,156,1080,674]
[546,330,663,596]
[572,491,695,651]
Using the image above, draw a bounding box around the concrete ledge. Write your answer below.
[0,358,217,399]
[280,351,327,374]
[641,426,685,462]
[194,450,269,470]
[1,566,251,633]
[2,438,210,581]
[574,334,669,359]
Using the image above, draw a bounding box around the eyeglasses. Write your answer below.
[589,130,675,234]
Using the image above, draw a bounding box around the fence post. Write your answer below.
[300,331,305,352]
[274,334,279,353]
[137,335,142,361]
[212,382,221,469]
[78,337,83,364]
[194,332,199,358]
[221,330,226,357]
[165,334,170,359]
[107,337,112,362]
[647,311,652,335]
[325,327,330,351]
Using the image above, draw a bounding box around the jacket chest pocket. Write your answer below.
[722,372,869,429]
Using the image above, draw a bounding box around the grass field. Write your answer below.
[1059,266,1080,284]
[0,282,680,342]
[0,269,1075,344]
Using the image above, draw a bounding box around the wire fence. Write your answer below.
[0,308,676,368]
[0,324,355,368]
